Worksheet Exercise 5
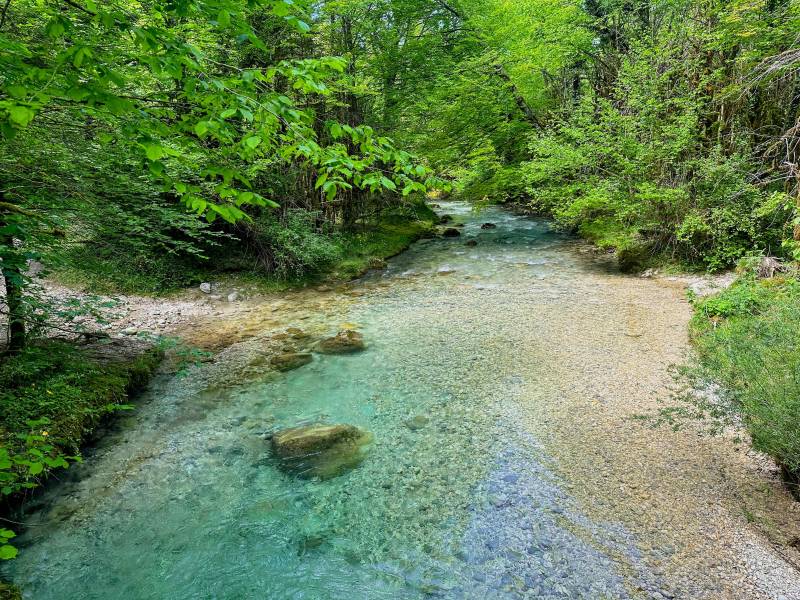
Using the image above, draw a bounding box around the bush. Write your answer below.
[520,77,793,271]
[240,209,343,279]
[688,276,800,493]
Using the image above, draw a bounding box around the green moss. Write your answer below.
[0,342,163,456]
[0,582,22,600]
[330,219,434,280]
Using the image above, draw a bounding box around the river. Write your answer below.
[4,202,800,599]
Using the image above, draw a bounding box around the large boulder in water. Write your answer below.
[442,227,461,238]
[481,222,497,230]
[271,424,372,479]
[314,330,365,354]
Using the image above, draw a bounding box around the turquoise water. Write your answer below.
[5,203,659,598]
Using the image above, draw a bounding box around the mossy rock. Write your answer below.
[441,228,461,238]
[314,330,365,354]
[271,353,313,372]
[271,424,372,479]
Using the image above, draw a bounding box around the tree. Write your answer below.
[0,0,431,350]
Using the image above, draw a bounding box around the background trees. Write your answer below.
[0,0,433,351]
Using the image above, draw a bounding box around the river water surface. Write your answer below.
[5,203,800,599]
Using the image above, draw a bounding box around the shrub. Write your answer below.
[240,209,343,279]
[687,276,800,494]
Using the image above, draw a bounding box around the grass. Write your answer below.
[688,273,800,495]
[0,342,162,452]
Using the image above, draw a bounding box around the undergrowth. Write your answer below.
[661,266,800,496]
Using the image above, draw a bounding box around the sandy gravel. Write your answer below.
[499,259,800,599]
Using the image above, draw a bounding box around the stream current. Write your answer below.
[6,202,798,599]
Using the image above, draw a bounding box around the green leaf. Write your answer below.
[144,144,165,161]
[45,17,66,38]
[29,462,43,476]
[8,106,35,128]
[194,121,209,136]
[0,545,18,560]
[273,1,292,17]
[244,136,261,149]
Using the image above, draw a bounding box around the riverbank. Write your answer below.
[0,211,436,576]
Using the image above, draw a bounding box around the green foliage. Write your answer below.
[0,342,161,447]
[687,277,800,488]
[0,341,162,558]
[1,0,438,350]
[246,210,343,279]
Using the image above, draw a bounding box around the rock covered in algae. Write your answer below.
[270,352,313,372]
[314,330,365,354]
[271,424,372,479]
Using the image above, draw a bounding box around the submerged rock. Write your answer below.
[315,330,365,354]
[481,223,497,230]
[270,352,313,372]
[442,228,461,238]
[439,214,453,224]
[271,424,372,479]
[286,327,310,339]
[405,415,430,431]
[465,239,478,247]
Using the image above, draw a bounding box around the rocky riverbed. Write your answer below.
[4,202,799,599]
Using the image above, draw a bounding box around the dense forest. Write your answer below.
[2,0,800,589]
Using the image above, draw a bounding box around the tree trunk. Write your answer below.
[493,65,544,130]
[0,195,25,354]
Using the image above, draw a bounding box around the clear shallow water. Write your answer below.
[6,203,657,599]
